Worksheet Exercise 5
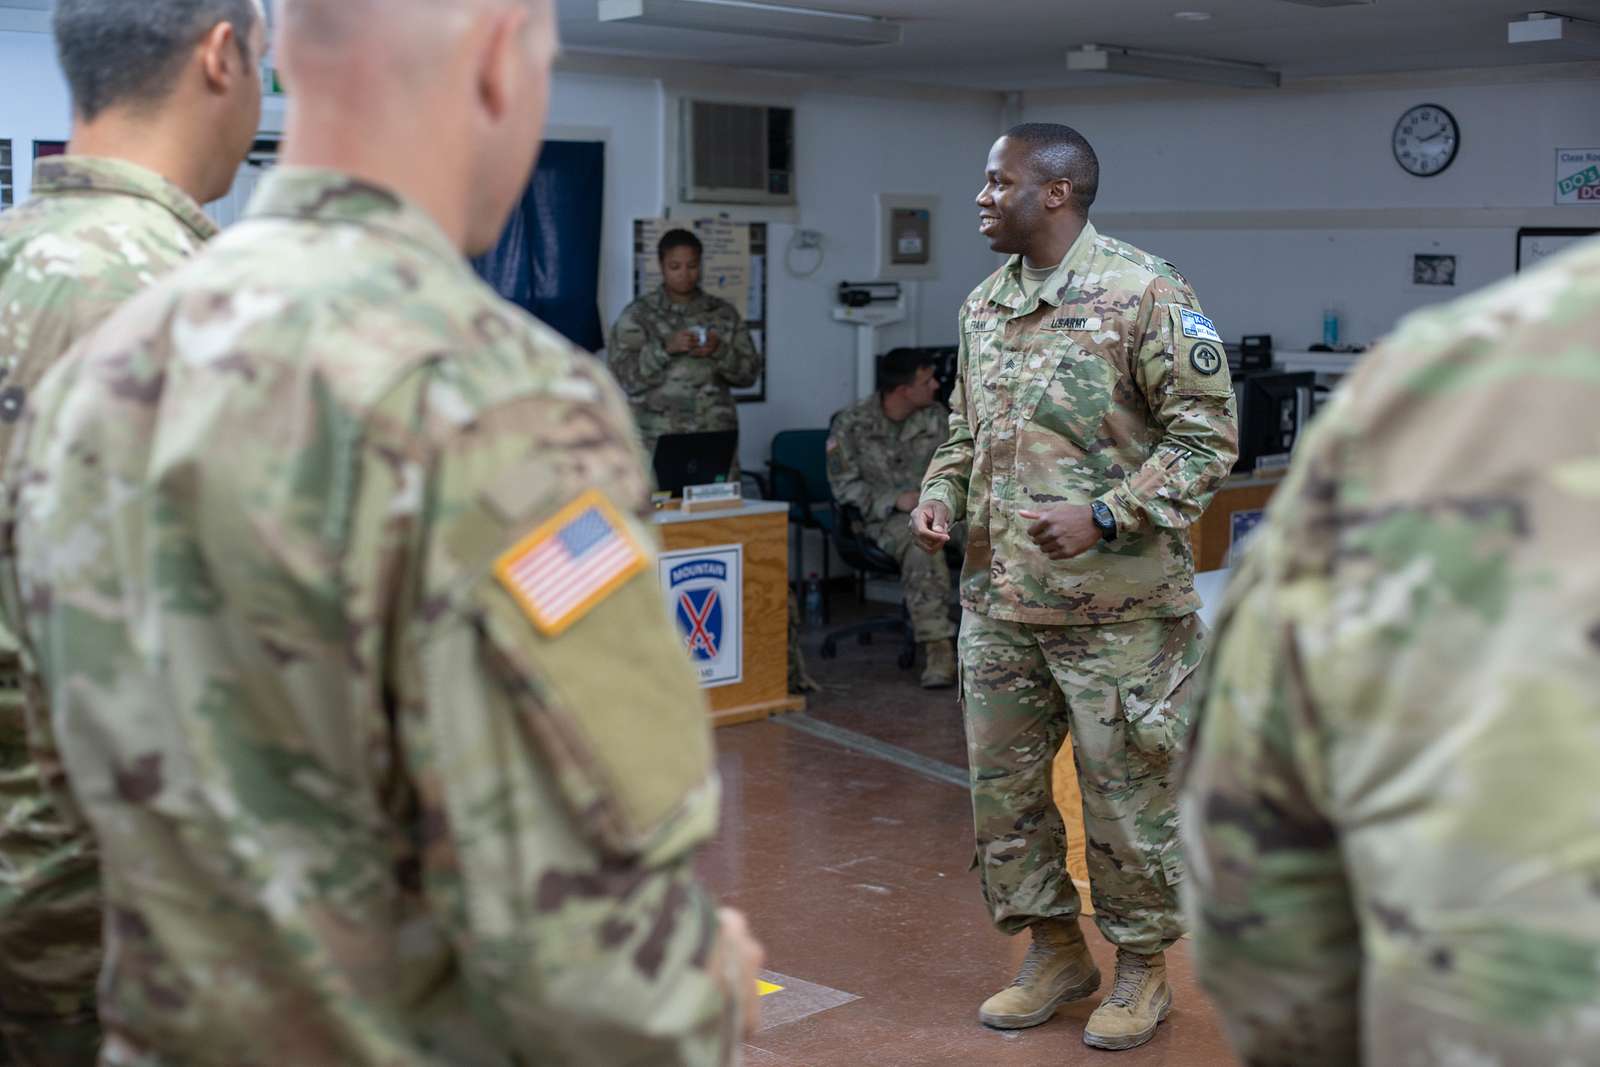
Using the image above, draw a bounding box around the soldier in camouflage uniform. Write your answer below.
[913,124,1238,1050]
[2,0,760,1063]
[609,228,763,469]
[1182,238,1600,1067]
[827,348,958,688]
[0,2,265,1060]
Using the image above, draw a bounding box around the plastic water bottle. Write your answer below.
[803,573,824,627]
[1322,307,1341,348]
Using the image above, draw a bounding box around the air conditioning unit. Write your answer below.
[681,100,795,206]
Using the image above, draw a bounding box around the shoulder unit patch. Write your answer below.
[1178,307,1222,343]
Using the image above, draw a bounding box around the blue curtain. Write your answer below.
[472,140,605,352]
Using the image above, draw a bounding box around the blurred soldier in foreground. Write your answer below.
[913,124,1237,1050]
[1183,239,1600,1065]
[828,348,957,688]
[6,0,760,1063]
[0,0,264,1060]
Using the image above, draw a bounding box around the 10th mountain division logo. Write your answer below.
[674,562,726,661]
[661,545,744,688]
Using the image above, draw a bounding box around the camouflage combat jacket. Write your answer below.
[0,155,215,1027]
[608,287,762,454]
[1182,237,1600,1066]
[921,222,1239,626]
[826,393,946,536]
[7,168,744,1066]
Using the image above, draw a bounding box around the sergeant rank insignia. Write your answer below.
[494,489,648,637]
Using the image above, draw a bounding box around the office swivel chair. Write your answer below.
[819,502,917,671]
[762,428,834,620]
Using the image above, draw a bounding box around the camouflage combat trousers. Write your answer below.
[959,610,1206,954]
[869,520,956,643]
[0,689,102,1067]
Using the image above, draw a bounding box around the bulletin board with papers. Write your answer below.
[633,218,768,403]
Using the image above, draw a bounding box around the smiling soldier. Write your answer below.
[911,123,1238,1051]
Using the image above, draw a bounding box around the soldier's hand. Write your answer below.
[1019,504,1100,561]
[667,329,697,354]
[911,500,951,553]
[718,907,766,1038]
[894,490,920,513]
[701,329,722,356]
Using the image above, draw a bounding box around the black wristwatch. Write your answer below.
[1090,500,1117,542]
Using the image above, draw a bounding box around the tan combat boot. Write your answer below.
[1083,949,1172,1051]
[920,639,956,689]
[978,921,1101,1030]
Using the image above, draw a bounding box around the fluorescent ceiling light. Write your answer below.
[1276,0,1374,7]
[0,7,48,33]
[1067,45,1282,89]
[598,0,903,47]
[1508,11,1600,47]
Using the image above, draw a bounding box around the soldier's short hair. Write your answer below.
[1003,122,1100,216]
[54,0,263,122]
[878,348,938,394]
[657,229,703,261]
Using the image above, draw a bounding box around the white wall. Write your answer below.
[550,66,1005,471]
[0,35,1006,472]
[0,31,69,202]
[15,22,1592,466]
[733,88,1003,470]
[1023,70,1600,350]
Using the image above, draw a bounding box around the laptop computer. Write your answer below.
[652,430,739,497]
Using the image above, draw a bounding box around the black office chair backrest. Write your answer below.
[830,503,900,578]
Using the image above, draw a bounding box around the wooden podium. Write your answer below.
[1188,471,1286,572]
[652,500,806,727]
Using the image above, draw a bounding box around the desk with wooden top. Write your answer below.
[1188,469,1287,572]
[651,499,806,728]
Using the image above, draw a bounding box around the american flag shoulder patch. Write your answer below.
[493,489,649,637]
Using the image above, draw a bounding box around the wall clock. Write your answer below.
[1393,104,1460,178]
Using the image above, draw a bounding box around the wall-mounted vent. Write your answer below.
[0,141,13,210]
[681,100,795,206]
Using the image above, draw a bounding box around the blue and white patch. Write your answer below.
[659,545,745,688]
[1177,307,1222,343]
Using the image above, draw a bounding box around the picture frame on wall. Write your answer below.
[1412,254,1456,286]
[1516,227,1599,273]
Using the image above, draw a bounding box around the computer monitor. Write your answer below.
[652,430,739,497]
[1234,371,1316,473]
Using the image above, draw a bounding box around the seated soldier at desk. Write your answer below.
[827,349,958,689]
